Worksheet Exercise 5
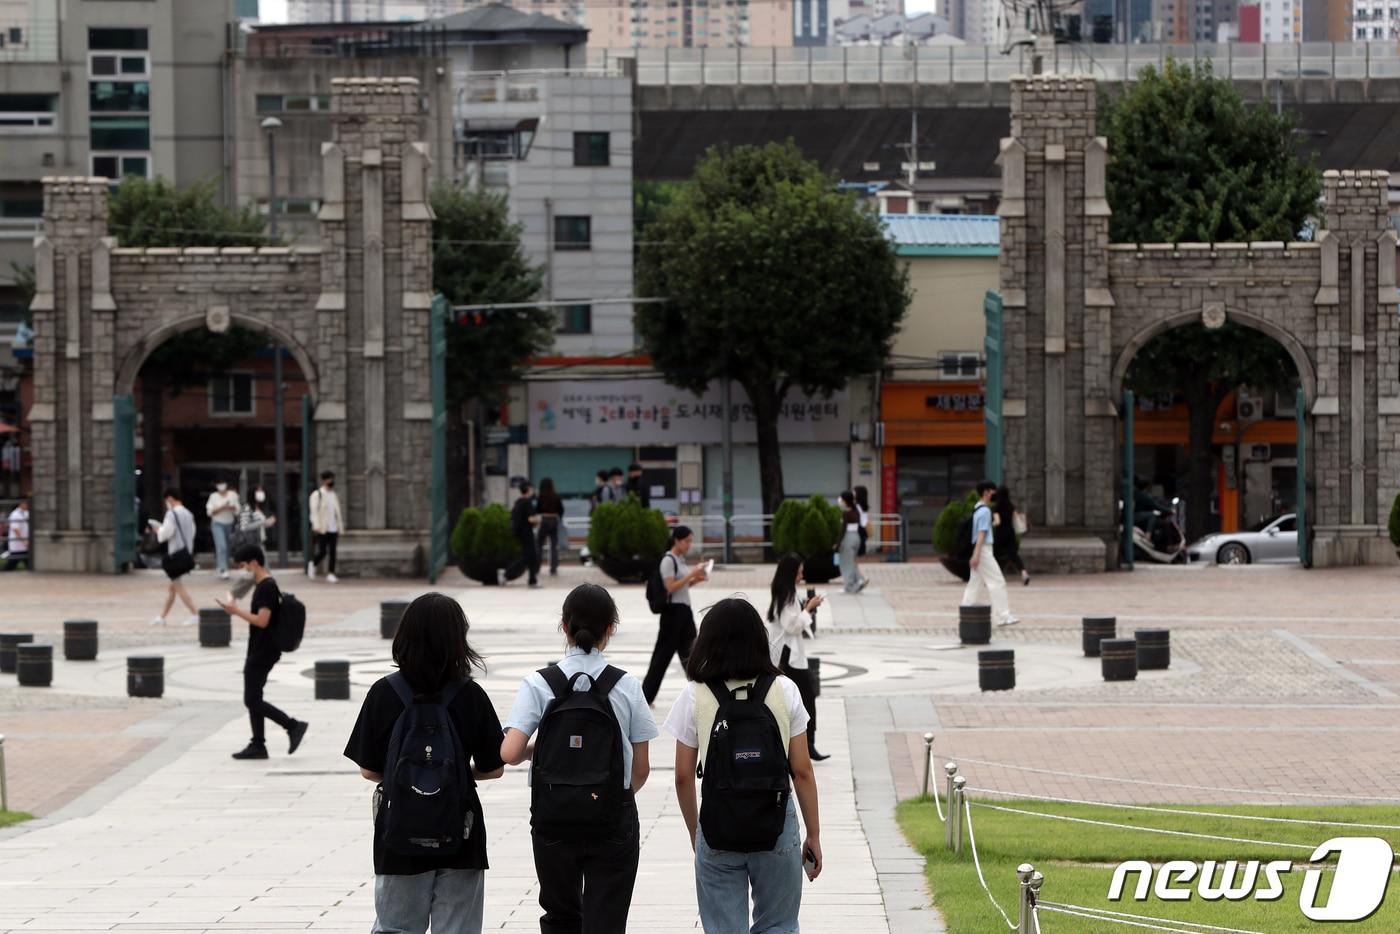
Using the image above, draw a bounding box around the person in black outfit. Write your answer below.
[625,463,650,508]
[219,544,308,760]
[505,481,541,588]
[344,593,505,933]
[535,477,565,577]
[992,485,1030,586]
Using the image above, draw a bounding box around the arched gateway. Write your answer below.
[997,77,1400,568]
[27,77,446,575]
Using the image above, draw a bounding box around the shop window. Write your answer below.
[210,374,255,416]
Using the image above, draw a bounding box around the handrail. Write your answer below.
[556,511,907,561]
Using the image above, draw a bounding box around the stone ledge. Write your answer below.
[1020,535,1109,574]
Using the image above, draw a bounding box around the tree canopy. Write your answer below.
[109,176,267,249]
[636,141,909,513]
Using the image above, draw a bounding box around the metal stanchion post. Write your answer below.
[943,762,958,849]
[1017,863,1036,934]
[952,775,967,855]
[1029,870,1044,927]
[0,734,7,813]
[920,733,935,798]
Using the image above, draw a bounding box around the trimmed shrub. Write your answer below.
[588,494,669,561]
[932,491,979,556]
[1389,492,1400,547]
[451,503,521,563]
[772,495,842,559]
[772,499,804,556]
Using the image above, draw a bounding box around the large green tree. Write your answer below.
[635,141,910,514]
[109,176,271,514]
[430,183,550,511]
[1105,61,1317,540]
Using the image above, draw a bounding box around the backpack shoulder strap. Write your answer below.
[747,673,778,706]
[705,678,732,706]
[538,664,571,701]
[590,665,625,697]
[439,678,468,708]
[386,671,414,707]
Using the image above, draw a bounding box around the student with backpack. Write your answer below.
[641,525,708,705]
[501,583,658,934]
[664,598,823,933]
[343,593,506,934]
[218,544,310,760]
[962,481,1018,626]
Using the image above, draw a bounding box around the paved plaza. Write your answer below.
[2,558,1400,931]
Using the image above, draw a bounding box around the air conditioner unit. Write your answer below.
[1235,393,1264,424]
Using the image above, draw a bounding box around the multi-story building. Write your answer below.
[1352,0,1397,37]
[1257,0,1302,39]
[833,11,958,43]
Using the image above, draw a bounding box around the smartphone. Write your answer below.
[703,558,715,576]
[803,846,818,880]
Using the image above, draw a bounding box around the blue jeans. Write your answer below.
[211,521,231,573]
[695,801,803,934]
[372,868,485,934]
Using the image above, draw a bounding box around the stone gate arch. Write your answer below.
[27,77,437,573]
[997,75,1400,568]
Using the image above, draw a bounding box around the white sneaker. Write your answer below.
[306,562,316,579]
[496,568,507,586]
[997,616,1021,627]
[181,615,199,626]
[150,616,167,626]
[219,570,230,581]
[326,573,338,584]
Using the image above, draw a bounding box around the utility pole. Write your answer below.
[721,376,734,565]
[273,347,289,569]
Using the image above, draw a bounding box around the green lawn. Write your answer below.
[0,810,32,830]
[897,796,1400,933]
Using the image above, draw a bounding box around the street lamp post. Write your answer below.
[260,115,289,567]
[261,116,282,239]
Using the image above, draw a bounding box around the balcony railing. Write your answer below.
[585,41,1400,86]
[0,218,42,241]
[0,111,56,132]
[454,68,628,114]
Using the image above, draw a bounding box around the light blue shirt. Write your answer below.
[971,503,993,544]
[505,646,658,789]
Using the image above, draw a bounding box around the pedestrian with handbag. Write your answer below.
[535,477,564,577]
[992,485,1031,586]
[150,487,199,627]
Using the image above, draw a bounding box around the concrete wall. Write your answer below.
[896,253,997,379]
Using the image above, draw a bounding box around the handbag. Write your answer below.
[1013,511,1029,536]
[161,512,195,577]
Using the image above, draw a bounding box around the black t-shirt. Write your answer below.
[343,677,505,875]
[511,496,536,537]
[247,577,281,665]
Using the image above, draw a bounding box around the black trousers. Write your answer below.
[642,603,696,704]
[244,657,295,745]
[313,532,338,574]
[532,796,640,934]
[537,517,560,575]
[508,532,541,584]
[781,657,818,751]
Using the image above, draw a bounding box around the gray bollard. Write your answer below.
[315,660,351,700]
[978,649,1015,691]
[380,601,409,640]
[199,608,231,648]
[1082,616,1116,657]
[943,762,958,849]
[1101,638,1138,681]
[920,732,935,797]
[959,604,991,645]
[16,644,52,687]
[1017,863,1038,934]
[1135,628,1171,670]
[64,619,99,661]
[127,656,164,698]
[0,633,34,674]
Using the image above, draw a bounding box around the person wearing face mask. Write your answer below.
[308,470,343,583]
[206,480,242,581]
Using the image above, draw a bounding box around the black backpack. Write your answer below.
[380,674,477,855]
[698,675,791,853]
[954,504,991,561]
[276,591,306,653]
[646,553,677,615]
[530,664,626,838]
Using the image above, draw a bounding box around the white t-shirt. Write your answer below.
[7,506,29,554]
[206,490,240,526]
[664,676,810,771]
[662,551,689,606]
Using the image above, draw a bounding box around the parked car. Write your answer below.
[1188,514,1299,565]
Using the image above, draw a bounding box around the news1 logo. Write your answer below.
[1107,837,1394,922]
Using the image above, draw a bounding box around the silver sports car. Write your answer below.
[1187,514,1299,565]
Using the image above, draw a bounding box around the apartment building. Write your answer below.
[1353,0,1397,37]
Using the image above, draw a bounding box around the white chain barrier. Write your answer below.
[1037,901,1266,934]
[969,802,1314,851]
[962,796,1019,930]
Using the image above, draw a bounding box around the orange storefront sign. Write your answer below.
[881,381,986,447]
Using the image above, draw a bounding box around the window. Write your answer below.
[261,197,321,217]
[937,351,982,379]
[210,374,255,416]
[8,28,21,45]
[90,81,149,112]
[553,215,592,250]
[90,116,149,150]
[256,93,333,113]
[88,28,149,51]
[573,132,610,167]
[91,154,149,180]
[0,181,43,219]
[89,53,149,79]
[557,303,592,334]
[0,94,57,132]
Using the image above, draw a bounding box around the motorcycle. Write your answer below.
[1119,496,1188,564]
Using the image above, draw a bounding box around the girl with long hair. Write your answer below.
[535,477,564,577]
[768,552,828,761]
[993,485,1030,586]
[854,484,870,556]
[344,593,505,934]
[837,491,868,594]
[641,524,709,704]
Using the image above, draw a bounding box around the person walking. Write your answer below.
[993,485,1030,586]
[837,491,868,594]
[854,485,871,556]
[206,480,241,580]
[218,543,309,759]
[642,525,708,705]
[308,471,342,583]
[625,463,650,508]
[606,467,625,502]
[504,480,541,588]
[3,499,29,571]
[963,481,1018,626]
[536,477,564,577]
[344,593,505,934]
[501,584,657,934]
[664,598,823,934]
[767,553,828,762]
[150,487,199,627]
[589,470,609,513]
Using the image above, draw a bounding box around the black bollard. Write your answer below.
[808,656,821,698]
[64,619,99,661]
[978,649,1015,691]
[381,601,410,640]
[127,656,164,698]
[16,643,53,687]
[959,605,992,646]
[315,660,351,700]
[199,608,231,648]
[1135,629,1171,670]
[0,632,34,673]
[1082,616,1116,657]
[1101,638,1138,681]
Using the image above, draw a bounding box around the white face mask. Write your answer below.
[216,483,228,493]
[255,491,266,503]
